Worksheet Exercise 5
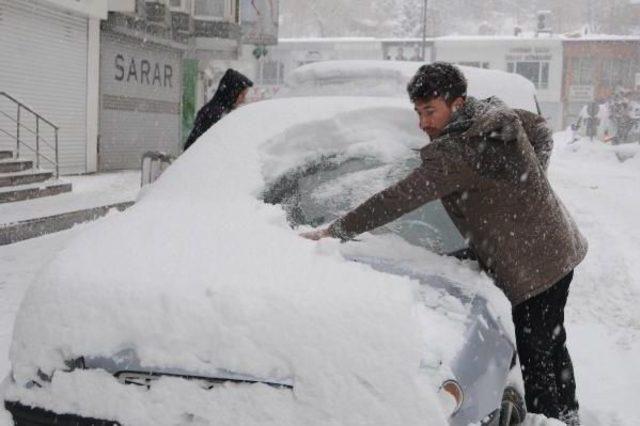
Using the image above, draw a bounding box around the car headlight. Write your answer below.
[438,379,464,416]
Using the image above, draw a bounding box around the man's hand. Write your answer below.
[299,227,332,241]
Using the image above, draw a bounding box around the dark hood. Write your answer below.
[183,69,253,151]
[212,69,254,111]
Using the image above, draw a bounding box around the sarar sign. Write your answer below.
[114,54,174,88]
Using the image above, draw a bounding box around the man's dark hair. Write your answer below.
[407,62,467,104]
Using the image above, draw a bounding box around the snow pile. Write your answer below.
[0,230,84,381]
[4,98,506,425]
[550,132,640,425]
[279,60,538,113]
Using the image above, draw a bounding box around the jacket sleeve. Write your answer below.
[328,144,474,239]
[519,111,554,171]
[183,107,210,151]
[183,103,224,151]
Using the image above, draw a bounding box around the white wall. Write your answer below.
[269,39,383,82]
[86,17,101,173]
[107,0,135,13]
[434,37,564,129]
[42,0,107,18]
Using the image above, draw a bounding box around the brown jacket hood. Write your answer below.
[330,97,587,305]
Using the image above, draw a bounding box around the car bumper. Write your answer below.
[5,400,120,426]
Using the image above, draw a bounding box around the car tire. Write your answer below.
[498,386,526,426]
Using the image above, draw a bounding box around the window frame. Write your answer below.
[506,60,550,90]
[571,57,595,86]
[192,0,227,21]
[259,60,285,85]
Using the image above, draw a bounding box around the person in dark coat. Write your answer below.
[301,63,586,425]
[183,69,253,151]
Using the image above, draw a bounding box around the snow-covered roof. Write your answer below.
[436,34,563,42]
[277,34,640,45]
[43,0,108,18]
[561,34,640,42]
[279,37,380,44]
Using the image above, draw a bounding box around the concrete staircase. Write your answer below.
[0,150,72,204]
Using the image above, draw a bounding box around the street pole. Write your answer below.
[421,0,428,61]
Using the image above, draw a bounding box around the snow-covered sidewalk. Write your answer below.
[0,171,140,226]
[550,134,640,426]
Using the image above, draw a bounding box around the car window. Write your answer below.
[264,154,467,254]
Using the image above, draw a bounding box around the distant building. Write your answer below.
[434,36,564,131]
[0,0,108,174]
[265,35,565,130]
[255,37,435,95]
[0,0,250,173]
[562,35,640,128]
[100,0,244,170]
[265,38,383,86]
[380,39,435,63]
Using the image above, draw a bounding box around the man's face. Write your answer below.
[233,88,249,108]
[413,96,464,139]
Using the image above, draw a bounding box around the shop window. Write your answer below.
[169,0,190,13]
[602,59,635,87]
[457,61,490,69]
[260,60,285,85]
[571,58,594,85]
[507,61,550,90]
[193,0,225,19]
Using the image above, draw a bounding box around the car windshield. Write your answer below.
[264,153,466,254]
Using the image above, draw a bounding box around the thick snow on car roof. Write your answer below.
[280,60,538,113]
[7,97,510,425]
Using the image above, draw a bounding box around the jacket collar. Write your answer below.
[439,96,510,138]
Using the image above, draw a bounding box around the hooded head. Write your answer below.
[213,69,254,111]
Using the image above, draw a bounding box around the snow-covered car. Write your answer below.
[3,63,538,426]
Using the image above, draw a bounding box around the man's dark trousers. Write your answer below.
[512,271,579,418]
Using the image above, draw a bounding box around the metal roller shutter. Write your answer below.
[99,33,183,171]
[0,0,88,174]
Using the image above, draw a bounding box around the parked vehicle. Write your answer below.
[3,62,539,426]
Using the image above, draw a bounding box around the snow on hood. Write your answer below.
[279,60,538,113]
[8,97,507,425]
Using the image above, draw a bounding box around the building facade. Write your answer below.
[255,38,434,101]
[434,36,564,130]
[0,0,107,174]
[0,0,247,174]
[99,0,244,171]
[562,36,640,128]
[263,38,383,87]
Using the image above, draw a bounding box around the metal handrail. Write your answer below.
[0,128,58,167]
[0,91,60,177]
[140,151,175,187]
[0,110,58,151]
[0,92,58,129]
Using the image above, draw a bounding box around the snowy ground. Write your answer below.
[549,133,640,426]
[0,134,638,425]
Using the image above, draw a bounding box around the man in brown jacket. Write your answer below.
[301,62,587,425]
